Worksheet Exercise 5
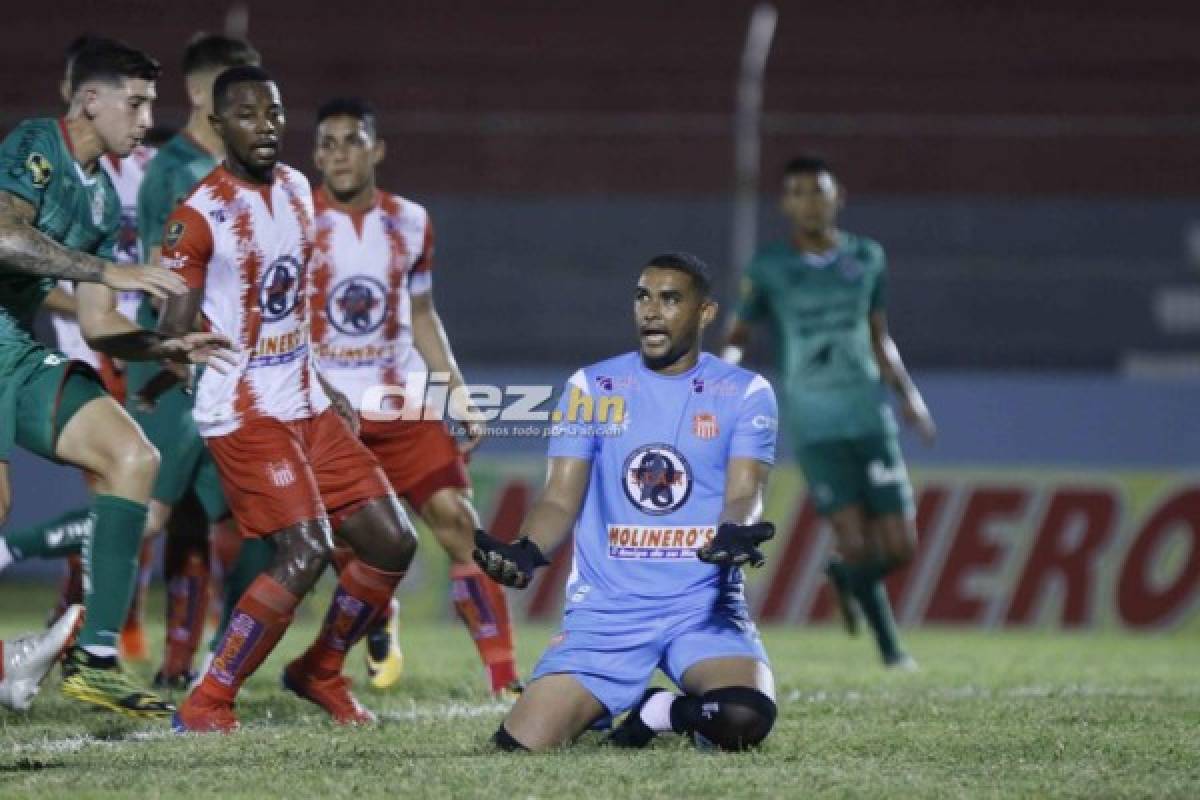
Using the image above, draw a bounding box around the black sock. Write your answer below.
[492,725,529,752]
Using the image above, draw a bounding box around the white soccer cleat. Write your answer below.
[0,604,84,711]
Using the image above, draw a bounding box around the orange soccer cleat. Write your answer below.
[171,690,240,734]
[282,660,376,726]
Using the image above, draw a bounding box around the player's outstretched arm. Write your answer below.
[869,310,936,444]
[0,192,185,296]
[697,457,775,567]
[411,291,484,453]
[473,456,592,587]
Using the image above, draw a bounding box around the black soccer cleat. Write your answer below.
[605,688,670,749]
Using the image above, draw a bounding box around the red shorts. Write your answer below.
[358,416,469,510]
[207,409,393,538]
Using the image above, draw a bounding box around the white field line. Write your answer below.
[785,684,1200,704]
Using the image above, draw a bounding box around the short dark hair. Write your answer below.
[212,65,276,113]
[644,252,713,297]
[182,33,260,76]
[784,154,833,180]
[316,97,377,138]
[68,38,161,94]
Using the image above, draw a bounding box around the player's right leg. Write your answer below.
[497,674,607,751]
[45,370,174,716]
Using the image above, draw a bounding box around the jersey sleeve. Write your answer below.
[159,205,214,289]
[136,158,175,251]
[734,266,770,323]
[546,369,599,460]
[408,215,434,296]
[868,243,887,313]
[730,374,779,464]
[0,122,59,212]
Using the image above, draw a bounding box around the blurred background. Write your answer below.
[2,0,1197,630]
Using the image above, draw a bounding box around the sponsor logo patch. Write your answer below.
[692,412,719,439]
[164,220,185,248]
[328,275,387,335]
[259,256,302,321]
[26,152,52,188]
[606,524,716,560]
[622,443,693,515]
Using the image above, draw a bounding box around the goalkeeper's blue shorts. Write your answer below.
[531,590,769,716]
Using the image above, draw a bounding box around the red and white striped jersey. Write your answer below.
[309,187,434,411]
[161,163,330,437]
[51,146,154,366]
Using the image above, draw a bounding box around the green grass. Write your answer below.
[1,580,1197,799]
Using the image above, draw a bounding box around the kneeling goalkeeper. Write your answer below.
[474,253,779,752]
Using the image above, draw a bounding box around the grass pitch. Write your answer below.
[1,580,1197,799]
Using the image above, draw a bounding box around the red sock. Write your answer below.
[50,554,84,626]
[196,575,298,704]
[298,559,403,680]
[450,563,518,692]
[123,537,155,629]
[162,552,211,677]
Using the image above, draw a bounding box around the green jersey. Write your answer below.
[0,118,119,338]
[737,231,896,443]
[128,133,217,395]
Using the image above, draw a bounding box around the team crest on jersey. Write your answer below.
[692,412,719,440]
[25,152,52,188]
[165,220,185,248]
[329,275,387,335]
[259,256,302,321]
[622,443,693,515]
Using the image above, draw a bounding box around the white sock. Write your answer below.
[82,645,118,659]
[0,540,12,573]
[639,690,679,733]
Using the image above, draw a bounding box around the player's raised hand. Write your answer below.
[697,522,776,568]
[472,529,549,589]
[102,262,188,298]
[158,332,239,373]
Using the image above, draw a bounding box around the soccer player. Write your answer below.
[309,97,519,694]
[0,37,232,715]
[163,66,418,733]
[722,155,936,668]
[474,253,779,752]
[0,605,84,712]
[130,32,265,689]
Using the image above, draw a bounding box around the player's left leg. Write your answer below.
[0,507,92,571]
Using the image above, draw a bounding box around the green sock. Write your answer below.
[2,508,91,560]
[208,536,275,651]
[78,495,148,650]
[847,562,903,661]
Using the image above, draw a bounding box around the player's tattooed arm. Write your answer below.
[869,310,936,443]
[411,290,485,453]
[0,191,185,296]
[473,456,592,587]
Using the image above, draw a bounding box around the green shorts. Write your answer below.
[0,337,107,461]
[797,433,914,518]
[128,384,228,522]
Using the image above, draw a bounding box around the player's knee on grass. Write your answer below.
[673,687,777,751]
[420,489,479,564]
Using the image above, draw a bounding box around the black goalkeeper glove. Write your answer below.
[696,522,776,568]
[472,529,550,589]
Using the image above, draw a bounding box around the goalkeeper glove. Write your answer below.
[696,522,776,568]
[472,529,550,589]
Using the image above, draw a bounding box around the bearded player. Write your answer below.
[309,97,520,694]
[162,66,419,733]
[723,155,936,668]
[474,253,779,752]
[0,37,232,715]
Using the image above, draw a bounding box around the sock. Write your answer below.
[49,555,85,627]
[639,689,679,733]
[847,561,902,660]
[297,559,404,680]
[78,496,147,651]
[122,537,155,632]
[196,575,299,704]
[2,508,91,561]
[450,562,518,692]
[0,540,11,573]
[208,537,273,651]
[162,552,211,677]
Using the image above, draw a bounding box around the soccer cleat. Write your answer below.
[172,690,239,734]
[496,678,525,702]
[884,652,919,671]
[60,646,175,717]
[0,604,84,711]
[364,604,403,690]
[824,562,861,637]
[119,621,149,663]
[606,688,670,749]
[282,661,376,726]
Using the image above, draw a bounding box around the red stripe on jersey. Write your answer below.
[280,169,316,398]
[378,192,410,387]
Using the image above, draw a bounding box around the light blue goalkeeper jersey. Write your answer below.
[547,351,778,612]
